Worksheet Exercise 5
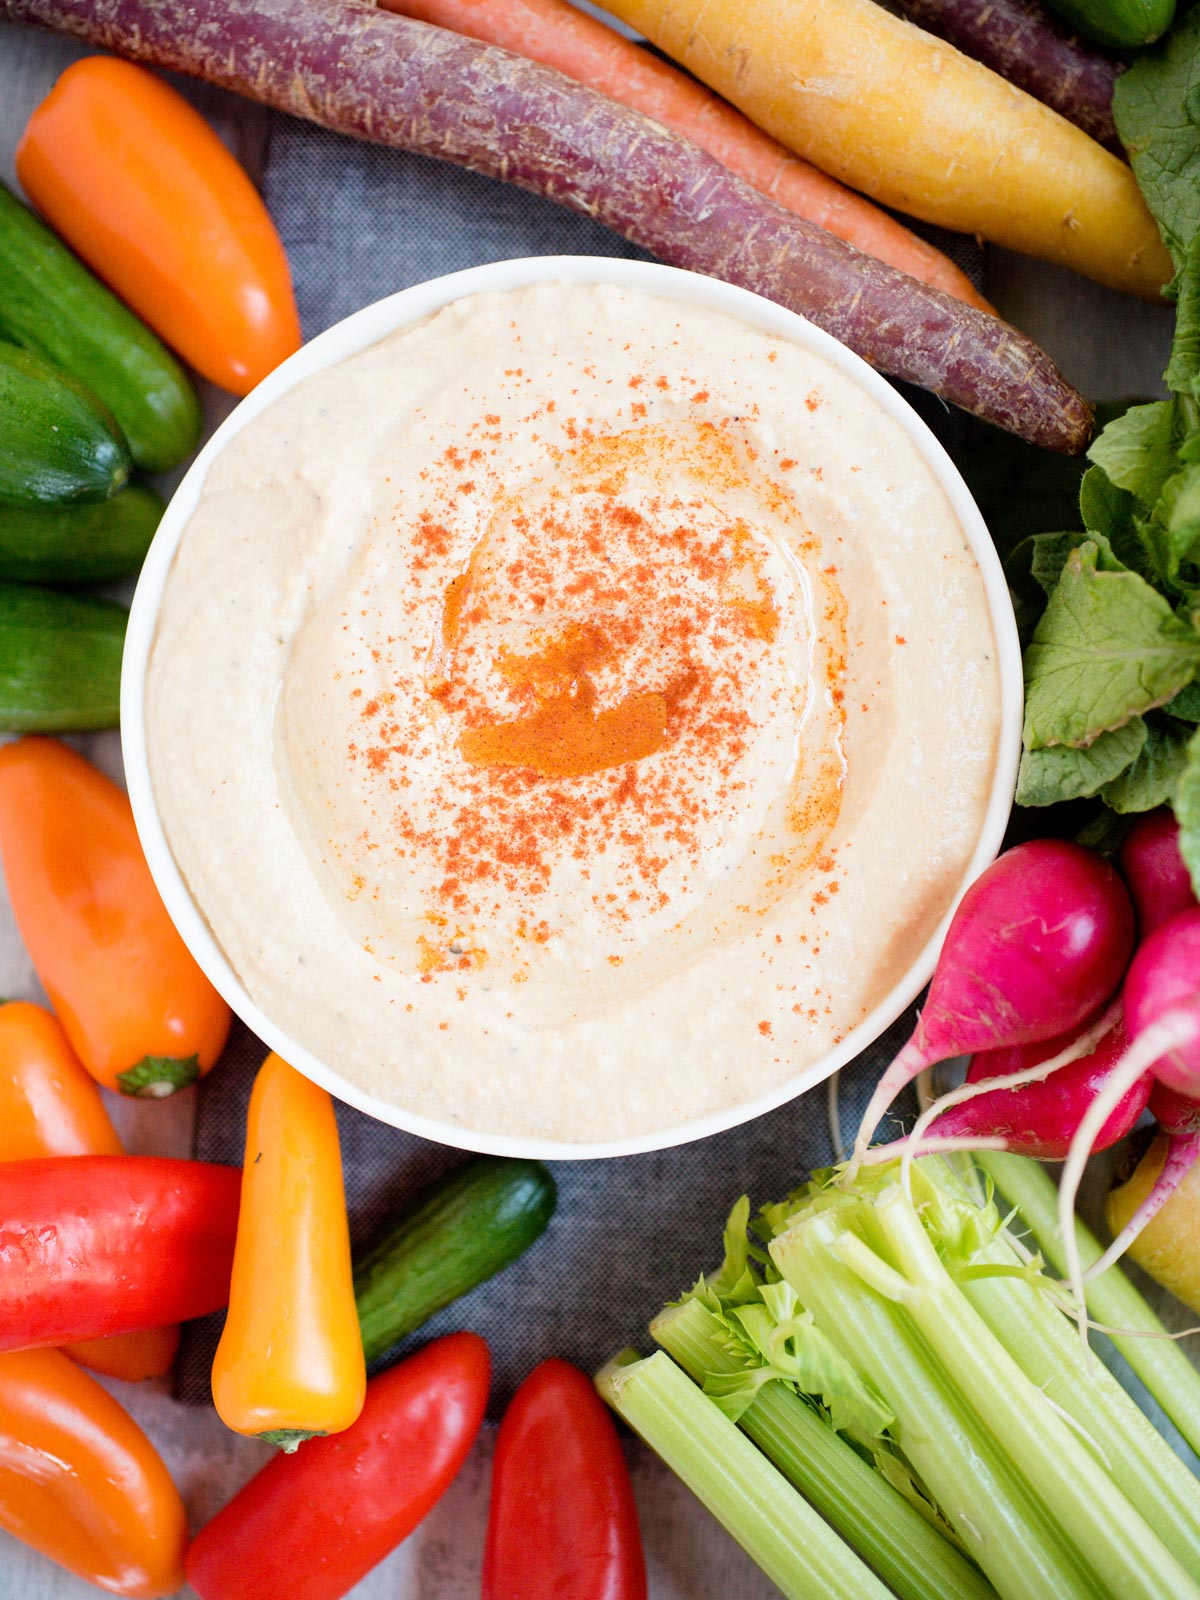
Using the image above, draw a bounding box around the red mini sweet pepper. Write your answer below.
[186,1331,490,1600]
[0,1154,241,1351]
[483,1358,647,1600]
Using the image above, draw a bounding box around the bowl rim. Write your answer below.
[122,253,1022,1160]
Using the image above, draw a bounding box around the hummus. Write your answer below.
[146,282,1001,1143]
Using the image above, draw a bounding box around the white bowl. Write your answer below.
[122,255,1023,1161]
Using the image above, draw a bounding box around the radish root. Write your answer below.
[1084,1129,1200,1283]
[895,1003,1122,1198]
[1059,1008,1200,1355]
[844,1035,932,1185]
[827,1070,846,1164]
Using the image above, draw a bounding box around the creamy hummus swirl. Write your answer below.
[146,283,1001,1142]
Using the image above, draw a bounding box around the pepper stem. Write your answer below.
[116,1053,201,1097]
[258,1428,327,1453]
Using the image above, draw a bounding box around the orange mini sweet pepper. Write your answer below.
[0,1000,180,1382]
[0,737,230,1097]
[17,56,301,394]
[212,1052,366,1449]
[0,1346,188,1597]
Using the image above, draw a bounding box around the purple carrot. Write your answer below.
[847,839,1135,1178]
[0,0,1093,453]
[893,0,1123,156]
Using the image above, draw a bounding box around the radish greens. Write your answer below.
[1003,8,1200,893]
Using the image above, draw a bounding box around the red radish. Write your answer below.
[1059,908,1200,1325]
[1123,909,1200,1097]
[1150,1081,1200,1138]
[1118,809,1197,937]
[905,1012,1149,1161]
[848,840,1136,1177]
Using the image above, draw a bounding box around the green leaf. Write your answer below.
[1074,807,1134,856]
[1018,526,1128,599]
[1101,716,1195,812]
[116,1054,201,1097]
[1078,466,1171,588]
[1004,533,1081,647]
[1023,542,1200,748]
[1174,723,1200,899]
[1017,720,1148,806]
[728,1289,896,1445]
[1167,237,1200,394]
[1156,460,1200,589]
[1134,509,1185,595]
[1113,8,1200,273]
[1158,457,1200,530]
[1088,399,1187,506]
[1165,680,1200,720]
[708,1196,764,1308]
[1023,531,1091,598]
[1080,462,1132,536]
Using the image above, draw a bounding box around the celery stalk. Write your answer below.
[771,1210,1108,1600]
[596,1351,892,1600]
[865,1183,1200,1600]
[978,1149,1200,1457]
[927,1193,1200,1580]
[651,1298,997,1600]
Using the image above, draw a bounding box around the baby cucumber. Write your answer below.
[0,183,201,473]
[354,1156,557,1364]
[0,481,163,584]
[1042,0,1174,49]
[0,342,131,507]
[0,583,126,731]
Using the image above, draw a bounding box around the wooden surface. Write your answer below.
[0,15,1187,1600]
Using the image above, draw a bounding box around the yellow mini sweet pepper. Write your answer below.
[212,1051,365,1449]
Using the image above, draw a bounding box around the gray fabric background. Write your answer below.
[178,116,977,1410]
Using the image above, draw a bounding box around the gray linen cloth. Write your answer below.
[178,115,979,1409]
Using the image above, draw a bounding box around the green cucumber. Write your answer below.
[0,481,163,584]
[0,342,131,507]
[354,1155,556,1363]
[0,184,201,473]
[0,582,126,731]
[1042,0,1174,48]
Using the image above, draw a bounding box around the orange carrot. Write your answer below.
[378,0,991,313]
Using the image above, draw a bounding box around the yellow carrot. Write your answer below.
[1107,1134,1200,1317]
[602,0,1171,299]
